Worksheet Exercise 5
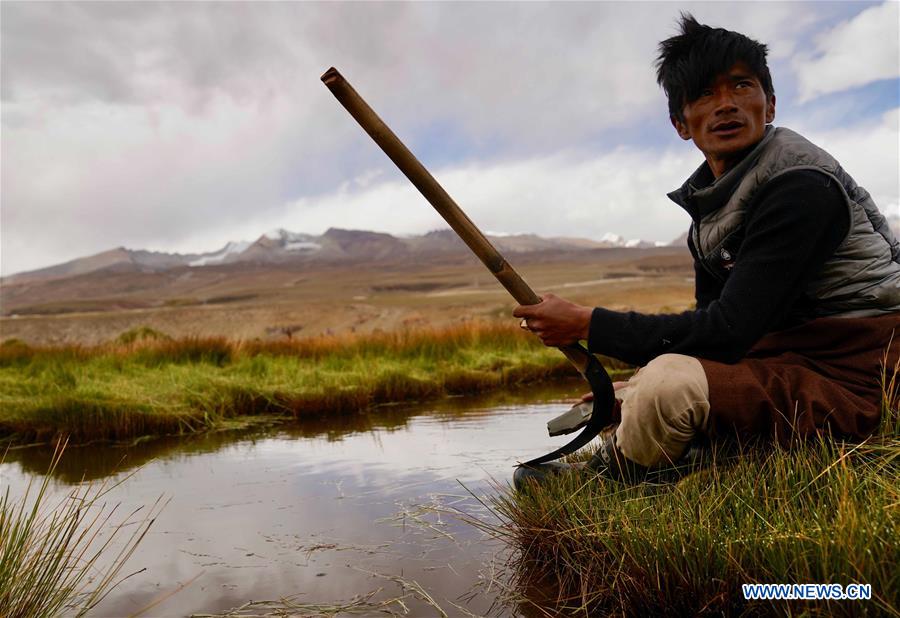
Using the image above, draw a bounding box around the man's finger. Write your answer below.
[538,332,557,346]
[511,295,547,318]
[512,305,538,318]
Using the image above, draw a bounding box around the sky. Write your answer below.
[1,1,898,276]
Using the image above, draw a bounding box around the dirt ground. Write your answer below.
[0,251,695,345]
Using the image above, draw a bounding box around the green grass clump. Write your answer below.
[115,326,171,345]
[0,442,162,617]
[487,362,900,616]
[0,322,627,446]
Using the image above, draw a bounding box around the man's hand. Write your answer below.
[512,293,593,347]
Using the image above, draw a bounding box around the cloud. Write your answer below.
[230,105,900,251]
[1,2,835,146]
[231,147,702,249]
[793,1,900,103]
[3,106,896,276]
[801,107,900,216]
[1,93,336,275]
[1,2,896,276]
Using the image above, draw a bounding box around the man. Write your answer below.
[513,14,900,488]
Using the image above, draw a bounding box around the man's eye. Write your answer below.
[700,89,713,97]
[736,81,753,89]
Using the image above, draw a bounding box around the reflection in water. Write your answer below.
[5,379,587,483]
[1,378,589,616]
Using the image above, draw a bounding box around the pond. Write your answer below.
[1,379,590,617]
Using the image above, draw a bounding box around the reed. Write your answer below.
[0,322,628,446]
[0,441,162,617]
[484,378,900,616]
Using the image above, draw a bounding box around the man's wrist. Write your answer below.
[580,305,593,341]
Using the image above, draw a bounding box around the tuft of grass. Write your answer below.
[0,321,629,446]
[0,441,163,617]
[0,339,34,368]
[483,374,900,617]
[115,326,171,346]
[133,336,233,367]
[879,336,900,436]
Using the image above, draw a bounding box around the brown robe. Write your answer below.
[699,313,900,444]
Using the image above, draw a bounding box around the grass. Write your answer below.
[480,355,900,617]
[0,322,629,447]
[0,441,163,617]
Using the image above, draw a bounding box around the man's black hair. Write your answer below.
[656,13,774,121]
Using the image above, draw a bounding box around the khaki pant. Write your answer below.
[615,354,711,468]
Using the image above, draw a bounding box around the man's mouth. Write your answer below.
[711,120,744,133]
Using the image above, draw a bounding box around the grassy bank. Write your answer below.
[0,322,627,447]
[487,369,900,616]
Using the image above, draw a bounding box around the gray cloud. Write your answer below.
[2,2,838,137]
[1,2,895,276]
[792,2,900,102]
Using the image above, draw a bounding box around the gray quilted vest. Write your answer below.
[669,126,900,318]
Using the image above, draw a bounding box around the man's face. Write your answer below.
[671,62,776,177]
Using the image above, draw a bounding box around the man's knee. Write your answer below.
[616,354,710,467]
[628,354,708,420]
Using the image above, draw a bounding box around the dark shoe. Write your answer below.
[514,431,639,491]
[514,430,692,491]
[513,461,584,491]
[588,433,716,484]
[587,432,650,484]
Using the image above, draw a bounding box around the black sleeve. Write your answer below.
[587,169,850,365]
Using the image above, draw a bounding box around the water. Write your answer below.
[0,379,589,617]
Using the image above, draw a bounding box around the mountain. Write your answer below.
[236,229,322,263]
[668,230,689,247]
[2,227,671,286]
[3,246,207,284]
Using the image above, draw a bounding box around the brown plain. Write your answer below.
[0,248,694,345]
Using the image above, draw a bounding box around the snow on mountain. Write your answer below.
[263,228,316,244]
[189,241,251,267]
[258,229,321,251]
[284,240,322,251]
[599,232,624,245]
[597,232,653,248]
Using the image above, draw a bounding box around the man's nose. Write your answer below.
[712,87,738,113]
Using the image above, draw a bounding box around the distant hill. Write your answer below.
[0,227,691,317]
[3,227,671,285]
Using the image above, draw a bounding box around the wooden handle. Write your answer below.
[321,67,541,306]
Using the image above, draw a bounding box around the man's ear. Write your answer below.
[670,114,692,140]
[765,94,776,124]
